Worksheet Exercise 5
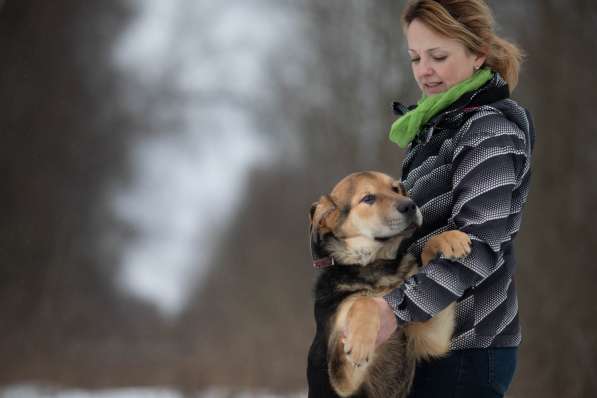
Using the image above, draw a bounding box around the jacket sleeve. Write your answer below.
[384,113,529,323]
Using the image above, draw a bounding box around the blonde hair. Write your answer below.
[402,0,523,90]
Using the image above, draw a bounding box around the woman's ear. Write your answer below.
[474,51,488,69]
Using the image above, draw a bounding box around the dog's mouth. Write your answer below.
[374,222,418,242]
[374,235,395,242]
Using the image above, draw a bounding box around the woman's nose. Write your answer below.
[417,60,433,78]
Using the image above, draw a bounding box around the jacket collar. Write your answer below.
[395,73,510,147]
[393,73,510,123]
[445,73,510,114]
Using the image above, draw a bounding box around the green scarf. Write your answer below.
[389,68,493,148]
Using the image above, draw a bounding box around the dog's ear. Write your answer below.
[309,195,339,260]
[310,195,339,234]
[392,180,408,196]
[309,201,318,225]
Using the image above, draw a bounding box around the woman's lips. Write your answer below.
[423,82,444,94]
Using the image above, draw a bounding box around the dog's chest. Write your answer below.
[343,267,407,295]
[317,254,417,299]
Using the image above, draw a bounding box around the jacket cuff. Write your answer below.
[383,289,407,325]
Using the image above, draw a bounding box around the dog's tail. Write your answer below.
[328,332,368,397]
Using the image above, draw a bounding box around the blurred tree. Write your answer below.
[0,0,171,386]
[499,1,597,396]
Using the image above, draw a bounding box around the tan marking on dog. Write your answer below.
[336,283,374,293]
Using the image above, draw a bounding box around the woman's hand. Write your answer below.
[372,297,398,347]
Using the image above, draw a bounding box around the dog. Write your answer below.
[306,171,471,398]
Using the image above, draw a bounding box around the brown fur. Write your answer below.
[308,171,471,398]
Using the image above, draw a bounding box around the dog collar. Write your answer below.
[313,257,335,269]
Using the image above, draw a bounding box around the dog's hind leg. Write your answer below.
[405,303,456,359]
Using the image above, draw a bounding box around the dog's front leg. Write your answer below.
[342,296,380,367]
[328,295,380,397]
[421,230,471,266]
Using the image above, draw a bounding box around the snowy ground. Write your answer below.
[0,385,306,398]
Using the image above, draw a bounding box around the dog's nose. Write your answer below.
[396,199,417,215]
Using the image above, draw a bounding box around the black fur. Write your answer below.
[307,255,416,398]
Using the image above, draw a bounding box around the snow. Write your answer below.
[0,385,306,398]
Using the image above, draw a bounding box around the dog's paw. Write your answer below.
[342,324,377,368]
[338,297,381,368]
[421,230,471,265]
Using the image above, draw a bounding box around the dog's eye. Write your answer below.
[392,182,406,195]
[361,194,376,205]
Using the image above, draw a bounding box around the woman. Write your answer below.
[370,0,534,397]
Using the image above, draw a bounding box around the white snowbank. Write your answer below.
[0,385,306,398]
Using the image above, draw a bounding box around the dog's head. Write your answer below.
[309,171,422,266]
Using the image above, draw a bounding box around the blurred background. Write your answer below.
[1,0,596,397]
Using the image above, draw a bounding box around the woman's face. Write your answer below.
[406,19,486,96]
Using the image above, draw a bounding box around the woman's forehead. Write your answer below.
[406,19,462,52]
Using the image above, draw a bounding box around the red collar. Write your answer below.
[312,257,335,269]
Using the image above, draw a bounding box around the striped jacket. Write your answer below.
[384,73,534,349]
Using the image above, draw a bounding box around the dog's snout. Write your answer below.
[396,199,416,215]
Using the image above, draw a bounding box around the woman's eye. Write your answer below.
[361,194,376,205]
[410,58,420,63]
[433,56,447,62]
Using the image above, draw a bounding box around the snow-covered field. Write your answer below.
[0,386,306,398]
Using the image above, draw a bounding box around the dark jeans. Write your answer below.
[407,347,517,398]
